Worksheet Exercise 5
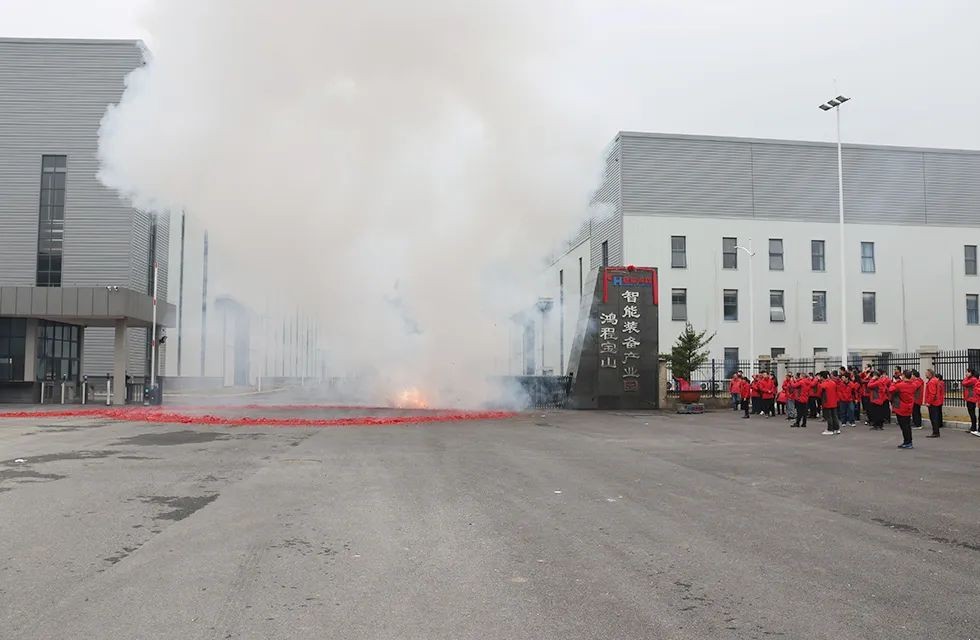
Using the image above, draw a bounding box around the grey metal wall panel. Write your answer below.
[0,39,146,289]
[92,288,108,315]
[129,209,151,294]
[841,147,925,225]
[62,287,78,315]
[751,143,838,222]
[617,132,980,227]
[924,152,980,226]
[82,327,113,378]
[77,288,93,316]
[45,288,62,315]
[16,288,32,314]
[0,288,13,315]
[589,138,624,268]
[156,211,170,304]
[620,135,754,220]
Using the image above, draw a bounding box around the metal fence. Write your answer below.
[666,359,768,397]
[932,349,980,407]
[505,375,572,408]
[872,352,920,376]
[784,358,815,374]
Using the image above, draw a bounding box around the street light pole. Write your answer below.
[735,239,756,376]
[820,94,851,368]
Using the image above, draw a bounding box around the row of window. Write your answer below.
[671,236,980,276]
[671,289,980,325]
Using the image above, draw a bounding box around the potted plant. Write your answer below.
[669,323,715,403]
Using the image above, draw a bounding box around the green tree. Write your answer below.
[669,323,715,381]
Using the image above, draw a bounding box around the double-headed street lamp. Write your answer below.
[819,94,851,369]
[735,239,756,376]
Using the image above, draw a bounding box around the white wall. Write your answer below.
[619,215,980,360]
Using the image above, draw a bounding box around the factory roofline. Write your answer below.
[617,130,980,157]
[0,36,143,46]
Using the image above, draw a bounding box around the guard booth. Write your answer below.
[0,286,175,404]
[566,266,660,409]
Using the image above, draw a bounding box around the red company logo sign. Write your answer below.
[602,266,659,304]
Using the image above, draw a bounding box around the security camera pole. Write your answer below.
[819,94,851,368]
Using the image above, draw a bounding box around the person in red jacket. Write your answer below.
[848,375,862,426]
[889,370,918,448]
[867,370,890,430]
[963,368,979,434]
[836,372,855,427]
[860,367,873,425]
[749,374,762,415]
[808,374,821,419]
[910,370,925,430]
[730,373,742,411]
[792,373,809,428]
[819,372,841,435]
[924,369,945,438]
[761,373,776,417]
[738,375,752,419]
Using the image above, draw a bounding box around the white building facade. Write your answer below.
[538,132,980,376]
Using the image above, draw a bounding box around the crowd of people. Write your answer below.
[728,366,980,449]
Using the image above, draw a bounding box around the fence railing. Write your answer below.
[502,375,572,408]
[666,359,765,397]
[668,350,979,406]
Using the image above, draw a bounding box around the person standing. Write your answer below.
[868,370,889,430]
[924,369,945,438]
[793,373,809,428]
[784,373,797,421]
[836,371,854,428]
[860,367,873,425]
[738,375,752,419]
[963,368,979,435]
[731,371,742,411]
[849,374,861,427]
[809,373,821,419]
[889,371,918,449]
[762,373,776,417]
[819,372,842,435]
[910,370,925,430]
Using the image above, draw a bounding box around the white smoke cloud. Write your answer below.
[98,0,617,407]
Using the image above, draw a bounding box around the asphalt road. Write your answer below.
[1,408,978,639]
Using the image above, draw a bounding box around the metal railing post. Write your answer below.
[106,373,112,406]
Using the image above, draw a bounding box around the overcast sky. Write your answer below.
[1,0,978,150]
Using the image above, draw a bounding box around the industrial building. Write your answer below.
[537,131,980,376]
[0,38,320,402]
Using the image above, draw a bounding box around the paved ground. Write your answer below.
[0,407,978,639]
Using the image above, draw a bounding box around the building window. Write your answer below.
[812,291,827,322]
[862,292,876,323]
[722,237,737,269]
[671,288,687,321]
[35,321,80,382]
[0,319,28,382]
[811,240,825,271]
[601,241,609,267]
[861,242,875,273]
[769,239,784,271]
[771,347,785,359]
[966,245,977,276]
[968,294,979,325]
[578,257,583,296]
[724,347,739,377]
[769,290,785,322]
[37,155,67,287]
[671,236,687,268]
[723,289,738,321]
